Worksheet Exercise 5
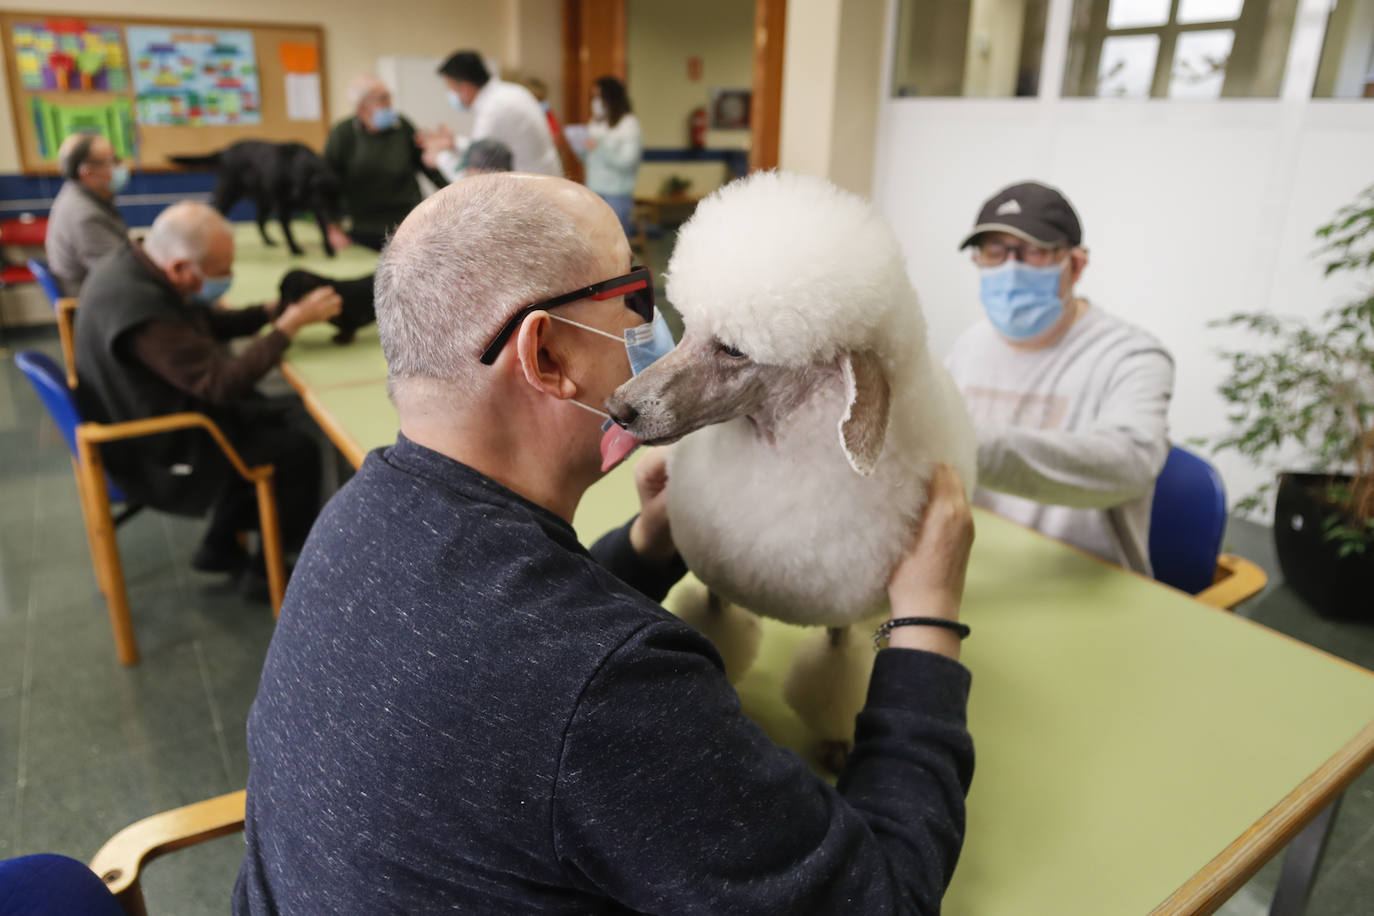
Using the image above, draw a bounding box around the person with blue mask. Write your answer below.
[234,174,977,915]
[323,75,448,252]
[45,131,132,296]
[72,202,342,598]
[945,180,1175,574]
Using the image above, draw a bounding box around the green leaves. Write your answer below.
[1197,187,1374,551]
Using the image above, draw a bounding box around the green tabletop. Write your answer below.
[225,223,1374,915]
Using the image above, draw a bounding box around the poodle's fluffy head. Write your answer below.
[664,171,924,367]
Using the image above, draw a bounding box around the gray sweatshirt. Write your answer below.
[945,305,1174,574]
[45,181,128,296]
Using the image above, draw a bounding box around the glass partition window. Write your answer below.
[891,0,1050,97]
[1063,0,1298,98]
[1312,0,1374,98]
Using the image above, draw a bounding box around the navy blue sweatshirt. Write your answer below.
[233,435,974,914]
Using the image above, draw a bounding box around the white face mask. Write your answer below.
[590,97,606,120]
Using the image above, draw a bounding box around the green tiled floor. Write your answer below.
[3,314,1372,911]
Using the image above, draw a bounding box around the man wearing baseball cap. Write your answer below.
[944,180,1175,574]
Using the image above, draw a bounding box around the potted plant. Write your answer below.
[1197,185,1374,620]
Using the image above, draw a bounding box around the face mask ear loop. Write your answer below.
[548,313,624,343]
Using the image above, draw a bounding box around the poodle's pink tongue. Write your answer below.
[600,424,642,472]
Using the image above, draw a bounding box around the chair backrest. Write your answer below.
[1149,445,1228,595]
[27,258,62,308]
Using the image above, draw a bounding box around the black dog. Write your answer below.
[171,141,342,257]
[279,269,374,344]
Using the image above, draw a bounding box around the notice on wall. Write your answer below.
[285,72,321,121]
[127,25,260,126]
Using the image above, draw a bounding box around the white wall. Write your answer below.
[871,0,1374,514]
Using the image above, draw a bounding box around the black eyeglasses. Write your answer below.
[479,266,653,364]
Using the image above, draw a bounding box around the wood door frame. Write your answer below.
[561,0,785,172]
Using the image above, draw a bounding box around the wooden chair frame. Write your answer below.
[1194,553,1267,611]
[55,296,78,388]
[74,413,286,665]
[89,790,247,916]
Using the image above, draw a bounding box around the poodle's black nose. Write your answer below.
[607,398,639,427]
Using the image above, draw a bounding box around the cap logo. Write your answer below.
[996,199,1022,216]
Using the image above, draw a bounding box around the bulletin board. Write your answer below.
[0,12,330,174]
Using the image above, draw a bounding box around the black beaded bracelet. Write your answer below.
[873,617,971,650]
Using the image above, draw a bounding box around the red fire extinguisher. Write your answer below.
[688,106,708,150]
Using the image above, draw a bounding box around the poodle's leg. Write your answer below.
[666,582,761,683]
[782,625,875,774]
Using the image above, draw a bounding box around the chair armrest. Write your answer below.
[56,298,79,388]
[1195,554,1268,610]
[89,790,246,899]
[77,413,269,482]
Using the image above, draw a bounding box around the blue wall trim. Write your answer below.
[0,147,748,227]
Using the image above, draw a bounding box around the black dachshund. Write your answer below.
[279,269,375,344]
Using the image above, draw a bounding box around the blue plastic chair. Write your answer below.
[1149,445,1228,595]
[14,349,287,665]
[26,257,62,308]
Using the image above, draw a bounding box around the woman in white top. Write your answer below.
[581,76,642,236]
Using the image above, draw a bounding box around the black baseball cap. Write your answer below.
[959,181,1082,250]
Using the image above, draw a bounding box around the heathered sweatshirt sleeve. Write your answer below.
[976,347,1174,509]
[588,519,688,603]
[552,618,974,915]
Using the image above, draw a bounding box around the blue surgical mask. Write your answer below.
[370,107,398,130]
[978,260,1065,341]
[109,162,131,194]
[446,90,468,112]
[192,272,233,304]
[549,310,677,470]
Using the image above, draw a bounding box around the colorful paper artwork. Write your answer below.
[127,26,260,127]
[31,96,136,161]
[12,20,128,92]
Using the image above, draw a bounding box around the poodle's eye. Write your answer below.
[717,342,748,360]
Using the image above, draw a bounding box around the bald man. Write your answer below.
[323,75,448,252]
[45,132,130,295]
[234,174,975,913]
[74,202,341,596]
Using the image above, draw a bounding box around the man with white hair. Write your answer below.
[74,201,341,595]
[235,174,975,913]
[323,74,448,251]
[45,131,130,295]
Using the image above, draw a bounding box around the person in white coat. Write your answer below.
[580,76,642,237]
[420,51,561,180]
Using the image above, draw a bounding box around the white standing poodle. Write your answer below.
[607,171,976,763]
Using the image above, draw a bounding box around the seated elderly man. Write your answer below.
[73,202,341,597]
[323,75,448,252]
[234,174,975,913]
[45,131,130,296]
[945,181,1174,574]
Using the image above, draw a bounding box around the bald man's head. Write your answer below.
[376,174,627,402]
[144,201,235,298]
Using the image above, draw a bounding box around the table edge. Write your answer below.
[1148,719,1374,915]
[282,362,368,470]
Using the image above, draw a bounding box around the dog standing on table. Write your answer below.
[606,171,976,767]
[171,141,342,257]
[279,270,375,344]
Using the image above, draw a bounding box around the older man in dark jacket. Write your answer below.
[74,201,340,595]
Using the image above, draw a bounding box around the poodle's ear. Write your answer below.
[838,350,890,476]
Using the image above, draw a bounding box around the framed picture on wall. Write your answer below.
[709,88,751,130]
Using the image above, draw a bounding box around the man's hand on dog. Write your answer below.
[629,447,677,565]
[274,286,343,338]
[327,225,353,252]
[885,464,974,661]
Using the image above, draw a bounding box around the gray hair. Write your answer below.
[376,176,596,401]
[349,74,386,110]
[463,138,514,174]
[144,201,231,267]
[58,131,104,180]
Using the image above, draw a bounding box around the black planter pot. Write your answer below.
[1273,472,1374,621]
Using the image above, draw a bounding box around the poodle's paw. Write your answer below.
[782,626,875,745]
[666,583,762,682]
[817,739,852,776]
